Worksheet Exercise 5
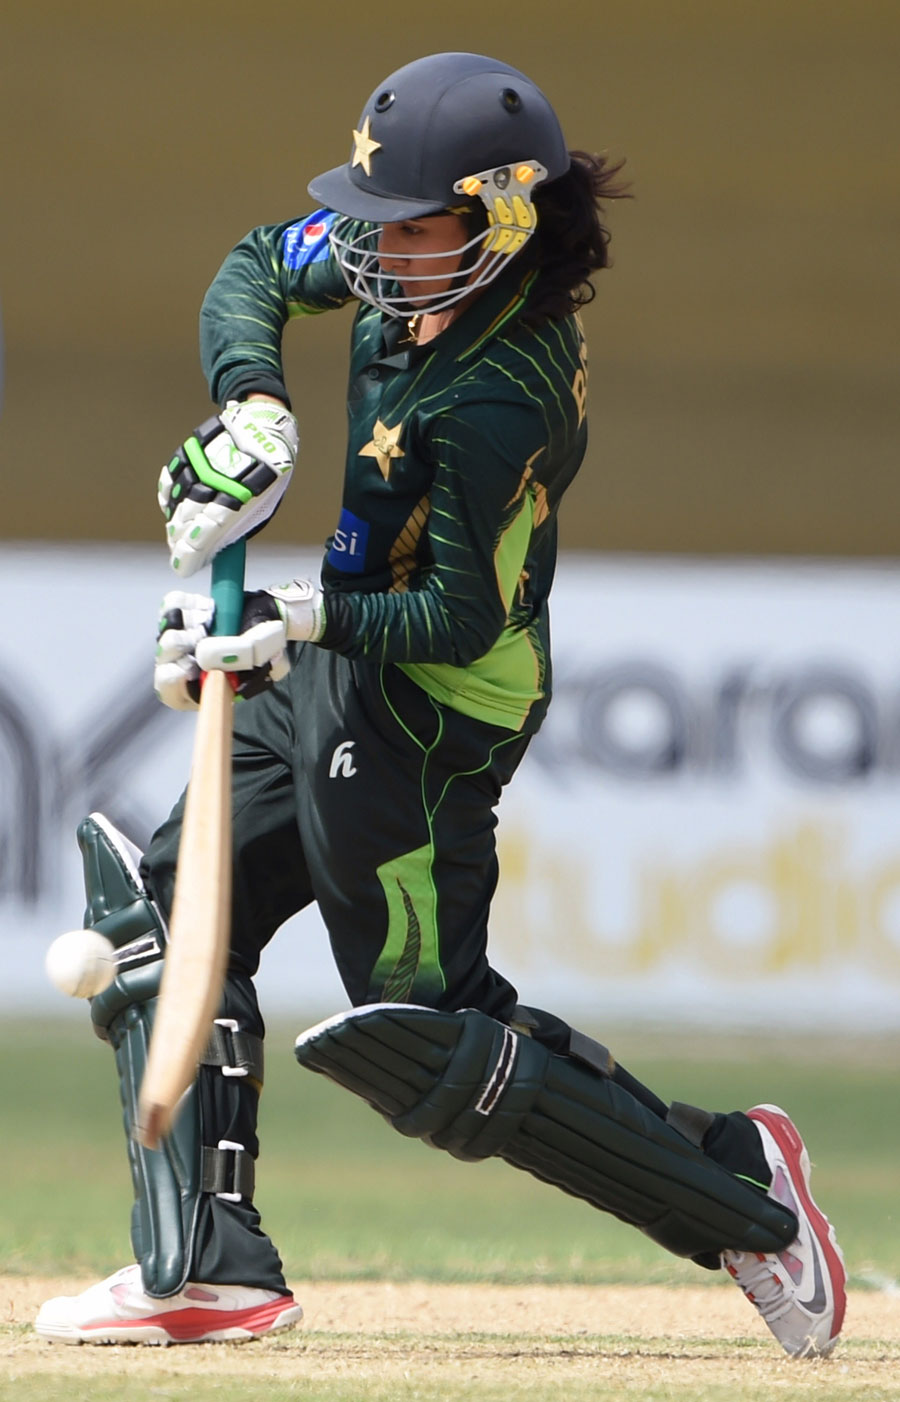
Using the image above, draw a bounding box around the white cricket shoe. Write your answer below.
[35,1264,303,1345]
[722,1104,847,1358]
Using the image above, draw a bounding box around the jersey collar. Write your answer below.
[378,260,539,367]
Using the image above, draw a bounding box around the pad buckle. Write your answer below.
[215,1018,248,1077]
[202,1138,253,1202]
[215,1139,245,1201]
[202,1018,264,1082]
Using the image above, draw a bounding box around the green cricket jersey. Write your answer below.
[200,211,589,733]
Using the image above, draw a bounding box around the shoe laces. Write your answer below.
[724,1252,796,1325]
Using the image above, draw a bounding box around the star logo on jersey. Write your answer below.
[360,418,404,480]
[351,116,382,176]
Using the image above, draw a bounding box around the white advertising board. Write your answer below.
[1,545,897,1031]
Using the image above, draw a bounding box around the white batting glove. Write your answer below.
[196,580,326,682]
[154,591,216,710]
[154,580,324,707]
[158,400,299,579]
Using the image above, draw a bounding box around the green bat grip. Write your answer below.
[210,540,246,637]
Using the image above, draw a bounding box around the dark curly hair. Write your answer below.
[524,150,631,324]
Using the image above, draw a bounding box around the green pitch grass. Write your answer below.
[3,1018,897,1289]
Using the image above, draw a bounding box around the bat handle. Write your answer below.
[210,540,247,637]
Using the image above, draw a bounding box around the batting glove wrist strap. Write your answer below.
[265,579,326,643]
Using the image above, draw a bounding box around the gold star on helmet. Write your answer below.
[360,418,404,480]
[351,116,382,177]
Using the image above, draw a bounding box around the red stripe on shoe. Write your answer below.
[84,1293,297,1341]
[748,1107,847,1340]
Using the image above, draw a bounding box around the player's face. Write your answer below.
[376,214,470,306]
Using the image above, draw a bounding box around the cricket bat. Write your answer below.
[135,540,246,1150]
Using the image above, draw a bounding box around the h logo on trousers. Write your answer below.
[329,740,358,779]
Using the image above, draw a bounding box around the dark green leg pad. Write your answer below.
[77,813,167,959]
[93,961,205,1297]
[295,1004,798,1260]
[80,814,266,1298]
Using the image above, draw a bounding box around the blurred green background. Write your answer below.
[2,0,897,555]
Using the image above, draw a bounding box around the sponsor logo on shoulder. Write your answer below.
[283,210,336,269]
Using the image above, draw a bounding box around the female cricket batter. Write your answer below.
[37,53,846,1356]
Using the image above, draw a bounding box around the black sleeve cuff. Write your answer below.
[217,371,292,411]
[315,591,353,651]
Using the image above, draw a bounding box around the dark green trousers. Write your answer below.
[145,642,531,1013]
[141,643,531,1288]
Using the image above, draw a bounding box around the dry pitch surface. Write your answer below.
[3,1278,900,1401]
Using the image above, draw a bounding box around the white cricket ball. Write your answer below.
[45,929,117,998]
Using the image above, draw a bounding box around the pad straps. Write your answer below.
[202,1018,265,1085]
[295,1004,799,1261]
[200,1142,256,1201]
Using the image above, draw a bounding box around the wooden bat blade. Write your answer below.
[136,667,234,1148]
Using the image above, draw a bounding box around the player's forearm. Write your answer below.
[319,578,506,667]
[200,225,295,406]
[201,219,354,407]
